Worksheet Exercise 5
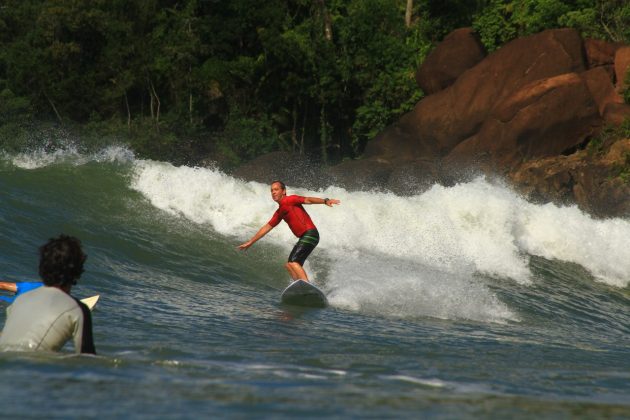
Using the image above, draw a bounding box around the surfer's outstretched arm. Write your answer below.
[238,224,274,250]
[303,197,340,206]
[0,282,17,293]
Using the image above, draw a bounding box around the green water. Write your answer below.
[0,147,628,418]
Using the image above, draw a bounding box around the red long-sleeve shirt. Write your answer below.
[268,195,317,237]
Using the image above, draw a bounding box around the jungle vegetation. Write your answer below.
[1,0,629,166]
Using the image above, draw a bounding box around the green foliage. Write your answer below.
[586,136,604,156]
[588,119,630,157]
[353,68,423,145]
[0,88,33,150]
[616,118,630,138]
[0,0,436,164]
[617,150,630,183]
[474,0,630,51]
[0,88,32,120]
[623,68,630,105]
[331,0,427,154]
[559,1,630,42]
[3,0,629,166]
[584,119,630,184]
[557,7,599,38]
[215,111,279,167]
[473,1,517,51]
[607,118,630,183]
[473,0,572,51]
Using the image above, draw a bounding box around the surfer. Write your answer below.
[238,180,340,282]
[0,235,96,354]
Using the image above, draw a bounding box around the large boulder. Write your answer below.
[584,38,622,69]
[603,102,630,126]
[365,29,587,162]
[363,114,435,163]
[325,158,393,191]
[415,28,486,95]
[581,67,624,115]
[385,159,443,195]
[328,157,446,195]
[614,46,630,91]
[445,73,601,171]
[510,139,630,217]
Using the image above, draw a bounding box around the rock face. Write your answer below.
[584,38,622,79]
[445,72,601,171]
[582,67,624,116]
[614,46,630,90]
[510,139,630,217]
[330,28,630,217]
[365,28,587,164]
[415,28,486,95]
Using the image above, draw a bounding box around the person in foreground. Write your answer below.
[0,235,96,354]
[0,281,43,303]
[238,181,340,282]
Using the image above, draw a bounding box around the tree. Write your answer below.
[405,0,414,27]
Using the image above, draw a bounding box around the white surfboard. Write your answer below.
[280,280,328,308]
[80,295,100,311]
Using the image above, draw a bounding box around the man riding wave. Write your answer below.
[238,181,340,282]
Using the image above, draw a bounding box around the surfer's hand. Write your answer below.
[325,198,340,207]
[237,241,252,251]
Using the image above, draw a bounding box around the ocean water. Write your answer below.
[0,145,629,418]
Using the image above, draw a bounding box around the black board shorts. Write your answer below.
[288,229,319,266]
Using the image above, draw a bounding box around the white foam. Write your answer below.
[129,162,630,321]
[10,145,83,169]
[516,204,630,288]
[385,374,496,394]
[130,160,278,237]
[325,253,518,323]
[91,146,136,164]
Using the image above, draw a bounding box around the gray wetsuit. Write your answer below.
[0,286,95,354]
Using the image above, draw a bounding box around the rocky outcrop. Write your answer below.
[582,67,624,116]
[362,29,588,163]
[614,46,630,91]
[584,38,622,80]
[604,102,630,126]
[415,28,486,95]
[234,28,630,217]
[331,28,630,217]
[445,72,601,171]
[510,139,630,217]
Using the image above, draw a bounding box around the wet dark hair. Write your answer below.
[38,235,87,287]
[271,180,286,191]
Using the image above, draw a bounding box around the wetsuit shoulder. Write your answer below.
[15,282,44,296]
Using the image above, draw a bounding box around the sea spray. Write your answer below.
[130,160,279,236]
[516,204,630,288]
[4,148,628,322]
[3,145,134,169]
[129,161,630,293]
[124,164,505,321]
[325,253,518,323]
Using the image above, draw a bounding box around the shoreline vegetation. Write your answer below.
[2,1,630,216]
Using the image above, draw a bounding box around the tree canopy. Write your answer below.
[0,0,628,166]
